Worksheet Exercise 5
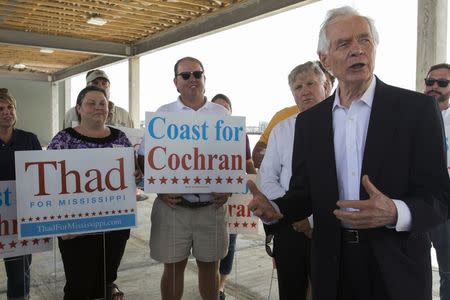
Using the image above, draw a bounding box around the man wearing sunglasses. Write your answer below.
[248,6,450,300]
[148,57,231,300]
[424,63,450,300]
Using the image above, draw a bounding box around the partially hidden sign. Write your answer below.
[144,112,246,193]
[15,148,137,239]
[226,174,259,234]
[0,181,52,258]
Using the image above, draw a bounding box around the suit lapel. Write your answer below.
[360,78,399,198]
[310,97,339,201]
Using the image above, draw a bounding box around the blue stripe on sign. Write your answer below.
[20,214,136,238]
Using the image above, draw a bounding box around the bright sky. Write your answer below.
[71,0,436,127]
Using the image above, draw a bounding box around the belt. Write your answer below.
[176,198,212,209]
[341,229,368,244]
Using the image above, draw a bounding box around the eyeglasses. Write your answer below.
[265,234,274,257]
[177,71,204,80]
[424,78,450,88]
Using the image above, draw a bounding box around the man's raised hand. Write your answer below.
[247,180,283,222]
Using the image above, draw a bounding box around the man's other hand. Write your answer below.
[333,175,398,228]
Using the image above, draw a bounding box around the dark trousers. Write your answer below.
[430,220,450,300]
[220,234,237,275]
[273,225,311,300]
[337,231,389,300]
[58,229,130,300]
[4,255,32,298]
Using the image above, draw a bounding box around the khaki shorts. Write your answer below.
[149,198,229,263]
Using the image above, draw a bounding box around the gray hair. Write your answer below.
[288,61,326,88]
[317,6,379,55]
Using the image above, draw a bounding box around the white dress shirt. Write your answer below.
[333,77,411,231]
[260,114,315,226]
[260,115,297,199]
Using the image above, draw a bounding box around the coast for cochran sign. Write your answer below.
[144,112,246,193]
[226,174,260,234]
[14,148,136,239]
[0,181,52,258]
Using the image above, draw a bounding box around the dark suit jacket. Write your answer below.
[274,77,450,300]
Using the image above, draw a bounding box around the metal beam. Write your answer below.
[0,70,50,82]
[134,0,314,55]
[0,29,131,57]
[51,56,126,82]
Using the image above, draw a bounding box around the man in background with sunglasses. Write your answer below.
[424,63,450,300]
[148,57,231,300]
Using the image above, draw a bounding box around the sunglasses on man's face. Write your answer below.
[424,78,450,88]
[177,71,204,80]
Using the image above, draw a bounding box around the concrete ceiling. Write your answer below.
[0,0,311,82]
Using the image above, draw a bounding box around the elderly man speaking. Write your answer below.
[248,6,450,300]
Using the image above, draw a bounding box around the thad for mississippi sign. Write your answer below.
[15,148,137,239]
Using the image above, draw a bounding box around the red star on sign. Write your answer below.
[124,209,128,213]
[28,217,33,222]
[215,176,223,184]
[98,211,103,215]
[226,176,233,184]
[43,216,47,220]
[43,238,50,243]
[36,217,40,221]
[21,218,25,222]
[78,213,83,217]
[194,176,201,184]
[234,222,240,228]
[118,210,122,214]
[242,222,248,227]
[171,176,179,184]
[251,222,257,228]
[147,176,156,184]
[0,242,4,249]
[9,240,17,248]
[131,209,135,212]
[236,176,244,184]
[112,210,116,214]
[64,214,69,218]
[57,215,62,219]
[105,211,109,215]
[205,176,212,184]
[71,214,76,218]
[21,240,28,247]
[92,212,96,216]
[182,176,190,184]
[160,177,168,184]
[32,239,39,245]
[50,216,55,220]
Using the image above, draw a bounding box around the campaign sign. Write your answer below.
[144,112,246,193]
[0,181,52,258]
[226,174,259,234]
[15,148,136,239]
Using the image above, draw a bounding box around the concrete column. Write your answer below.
[416,0,448,91]
[129,57,140,128]
[51,82,59,137]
